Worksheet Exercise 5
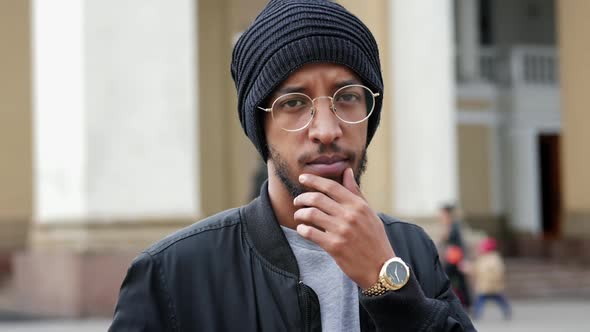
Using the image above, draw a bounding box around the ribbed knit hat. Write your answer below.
[231,0,384,161]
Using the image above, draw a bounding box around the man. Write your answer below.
[439,204,465,251]
[439,204,472,309]
[109,0,476,331]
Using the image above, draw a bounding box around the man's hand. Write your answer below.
[293,168,396,289]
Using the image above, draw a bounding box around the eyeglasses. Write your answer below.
[258,84,380,132]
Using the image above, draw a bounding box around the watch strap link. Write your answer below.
[361,275,390,297]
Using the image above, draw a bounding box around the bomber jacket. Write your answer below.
[109,183,476,331]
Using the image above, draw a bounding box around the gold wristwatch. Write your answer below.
[362,257,410,296]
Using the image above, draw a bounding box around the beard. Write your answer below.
[268,143,367,199]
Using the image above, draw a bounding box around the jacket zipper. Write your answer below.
[298,281,311,332]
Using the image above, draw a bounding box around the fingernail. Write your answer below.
[299,174,306,183]
[296,224,307,235]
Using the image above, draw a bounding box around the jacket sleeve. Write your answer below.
[109,252,176,332]
[359,233,477,331]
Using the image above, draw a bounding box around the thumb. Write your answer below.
[343,168,361,196]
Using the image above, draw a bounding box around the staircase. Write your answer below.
[503,258,590,299]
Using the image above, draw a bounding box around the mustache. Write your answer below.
[297,143,356,164]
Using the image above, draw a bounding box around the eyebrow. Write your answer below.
[334,79,363,89]
[274,86,306,95]
[274,79,364,96]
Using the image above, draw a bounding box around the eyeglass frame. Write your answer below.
[257,84,380,132]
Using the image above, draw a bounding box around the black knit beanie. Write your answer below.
[231,0,384,161]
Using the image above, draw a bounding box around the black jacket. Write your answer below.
[110,183,476,331]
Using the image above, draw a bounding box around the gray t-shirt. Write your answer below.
[281,226,360,331]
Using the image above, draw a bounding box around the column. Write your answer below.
[33,0,199,225]
[0,0,32,267]
[457,0,480,81]
[389,0,458,221]
[14,0,199,316]
[558,0,590,242]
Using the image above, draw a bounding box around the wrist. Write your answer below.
[362,257,410,296]
[359,255,396,290]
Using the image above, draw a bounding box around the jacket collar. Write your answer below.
[241,180,300,278]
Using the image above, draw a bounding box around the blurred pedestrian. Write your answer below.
[439,204,465,250]
[472,237,511,320]
[444,245,472,309]
[439,204,472,309]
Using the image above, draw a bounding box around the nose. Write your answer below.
[307,97,342,145]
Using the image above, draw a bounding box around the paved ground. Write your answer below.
[0,319,108,332]
[0,299,589,331]
[473,299,590,331]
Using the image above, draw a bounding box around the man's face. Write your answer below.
[264,63,369,198]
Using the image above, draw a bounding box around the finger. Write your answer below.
[293,207,338,232]
[342,168,363,197]
[296,223,330,248]
[299,173,356,203]
[294,192,343,216]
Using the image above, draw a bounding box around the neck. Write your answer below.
[266,162,299,230]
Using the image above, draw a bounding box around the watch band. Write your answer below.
[361,275,390,297]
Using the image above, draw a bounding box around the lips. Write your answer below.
[305,154,349,178]
[308,155,347,165]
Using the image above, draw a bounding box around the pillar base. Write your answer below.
[564,211,590,238]
[0,217,29,279]
[10,218,193,317]
[13,250,136,317]
[0,217,30,252]
[507,231,590,264]
[463,213,506,239]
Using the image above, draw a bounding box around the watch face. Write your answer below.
[385,261,408,286]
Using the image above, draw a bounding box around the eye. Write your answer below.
[336,93,361,103]
[334,85,365,105]
[282,98,305,108]
[275,95,311,113]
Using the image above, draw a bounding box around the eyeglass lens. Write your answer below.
[271,85,375,131]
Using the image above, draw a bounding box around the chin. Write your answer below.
[328,174,344,184]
